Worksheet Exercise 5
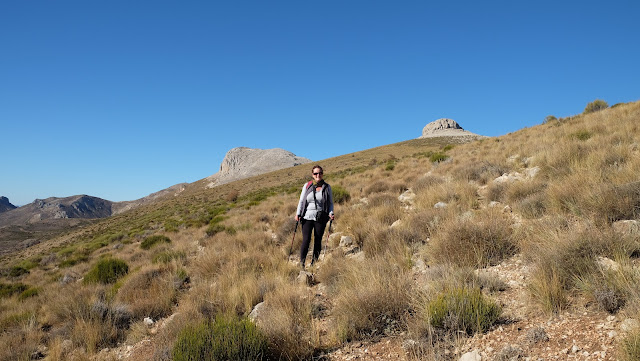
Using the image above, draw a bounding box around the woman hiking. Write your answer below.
[295,165,335,269]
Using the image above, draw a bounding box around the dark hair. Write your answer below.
[312,165,323,173]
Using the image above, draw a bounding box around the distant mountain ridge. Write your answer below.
[0,147,310,231]
[0,195,113,227]
[0,197,17,213]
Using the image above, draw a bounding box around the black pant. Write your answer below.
[300,218,328,265]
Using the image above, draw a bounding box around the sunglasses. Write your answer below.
[313,172,323,175]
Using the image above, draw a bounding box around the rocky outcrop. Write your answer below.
[206,147,312,188]
[419,118,485,139]
[0,196,17,213]
[0,195,113,227]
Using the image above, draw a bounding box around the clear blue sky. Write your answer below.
[1,1,638,206]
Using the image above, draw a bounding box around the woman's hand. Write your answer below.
[295,215,300,222]
[330,214,335,221]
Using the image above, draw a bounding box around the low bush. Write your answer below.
[9,266,29,277]
[18,287,39,301]
[430,151,449,163]
[583,99,608,114]
[141,235,172,250]
[173,316,267,361]
[0,282,29,299]
[571,130,593,141]
[332,184,351,204]
[332,258,412,342]
[428,287,501,335]
[429,211,516,268]
[206,223,226,236]
[84,258,129,284]
[116,267,177,319]
[365,180,390,195]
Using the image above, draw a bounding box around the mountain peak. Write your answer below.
[207,147,312,188]
[0,196,17,213]
[418,118,485,138]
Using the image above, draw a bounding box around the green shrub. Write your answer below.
[443,144,454,152]
[9,266,29,278]
[206,223,226,236]
[544,115,557,124]
[583,99,608,114]
[385,160,396,171]
[428,288,501,335]
[332,184,351,204]
[84,258,129,284]
[18,287,39,301]
[0,283,29,299]
[571,130,593,141]
[172,316,267,361]
[140,235,171,250]
[430,151,449,163]
[58,254,89,268]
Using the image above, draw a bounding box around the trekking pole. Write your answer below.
[324,219,333,259]
[289,220,299,259]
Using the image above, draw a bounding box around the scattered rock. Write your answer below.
[249,302,266,325]
[144,317,154,327]
[613,220,640,235]
[398,189,416,204]
[459,350,482,361]
[596,256,621,272]
[390,219,403,228]
[434,202,448,209]
[339,236,354,248]
[297,270,316,286]
[525,327,549,344]
[621,318,640,332]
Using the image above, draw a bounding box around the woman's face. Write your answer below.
[312,167,323,182]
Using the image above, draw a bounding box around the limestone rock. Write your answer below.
[297,270,316,286]
[613,220,640,235]
[459,350,482,361]
[398,189,416,204]
[249,302,266,325]
[419,119,485,139]
[621,318,640,332]
[339,235,354,248]
[434,202,448,209]
[206,147,311,188]
[597,256,621,272]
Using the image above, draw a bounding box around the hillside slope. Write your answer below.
[1,101,639,361]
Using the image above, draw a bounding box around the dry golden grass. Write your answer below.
[330,255,412,342]
[115,265,178,320]
[254,284,318,360]
[428,209,517,268]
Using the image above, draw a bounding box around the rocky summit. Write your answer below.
[206,147,312,188]
[418,118,485,139]
[0,196,17,214]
